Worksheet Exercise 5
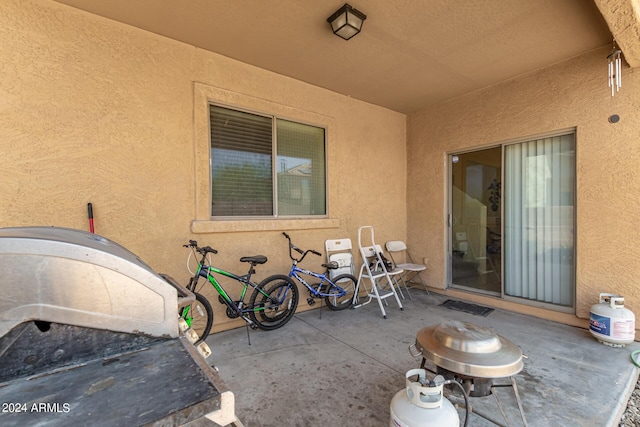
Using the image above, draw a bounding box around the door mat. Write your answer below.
[440,299,494,317]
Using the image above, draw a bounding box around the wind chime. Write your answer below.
[608,40,622,96]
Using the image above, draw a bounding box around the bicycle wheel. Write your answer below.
[180,292,213,344]
[250,275,299,330]
[325,274,357,310]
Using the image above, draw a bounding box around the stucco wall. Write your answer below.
[407,47,640,327]
[0,0,407,331]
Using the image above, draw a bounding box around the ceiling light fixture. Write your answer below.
[327,3,367,41]
[608,40,622,96]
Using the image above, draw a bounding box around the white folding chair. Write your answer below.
[325,238,361,305]
[372,243,408,300]
[385,240,429,297]
[354,226,403,318]
[325,238,355,279]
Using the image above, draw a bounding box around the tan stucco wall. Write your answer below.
[0,0,406,331]
[408,46,640,328]
[4,0,636,334]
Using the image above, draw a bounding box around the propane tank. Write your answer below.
[390,369,459,427]
[590,293,635,347]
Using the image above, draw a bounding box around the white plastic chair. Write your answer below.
[325,238,356,279]
[354,226,403,318]
[385,240,429,297]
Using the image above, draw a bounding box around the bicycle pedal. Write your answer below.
[218,295,226,305]
[307,298,316,306]
[249,323,258,330]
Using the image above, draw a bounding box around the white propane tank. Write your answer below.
[390,369,459,427]
[590,293,635,347]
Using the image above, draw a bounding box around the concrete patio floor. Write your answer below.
[205,290,640,427]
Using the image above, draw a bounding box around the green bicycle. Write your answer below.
[179,240,299,343]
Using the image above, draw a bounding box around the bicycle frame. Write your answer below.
[282,232,347,298]
[190,256,274,317]
[288,264,347,298]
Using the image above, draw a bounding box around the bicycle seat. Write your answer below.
[322,261,339,270]
[240,255,267,265]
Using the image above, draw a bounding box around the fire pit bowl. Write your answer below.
[413,320,523,379]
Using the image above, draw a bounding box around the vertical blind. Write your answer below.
[504,133,575,306]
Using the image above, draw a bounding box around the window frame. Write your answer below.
[192,83,339,234]
[209,102,328,220]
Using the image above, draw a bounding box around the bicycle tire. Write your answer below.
[180,292,213,344]
[325,274,357,310]
[250,275,299,330]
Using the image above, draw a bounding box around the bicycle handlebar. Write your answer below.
[183,240,197,248]
[282,232,321,262]
[183,240,218,255]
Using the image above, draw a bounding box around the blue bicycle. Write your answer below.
[280,232,356,310]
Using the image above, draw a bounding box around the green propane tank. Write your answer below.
[589,293,635,347]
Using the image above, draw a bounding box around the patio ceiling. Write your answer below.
[54,0,640,114]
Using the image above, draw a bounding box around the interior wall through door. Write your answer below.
[449,147,502,295]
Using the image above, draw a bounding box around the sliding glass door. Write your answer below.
[449,131,576,311]
[449,147,502,295]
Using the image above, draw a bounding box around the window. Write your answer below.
[210,105,326,218]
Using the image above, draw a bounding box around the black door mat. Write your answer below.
[440,299,494,316]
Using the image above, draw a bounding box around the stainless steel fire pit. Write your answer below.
[411,320,528,426]
[0,227,242,426]
[414,320,523,380]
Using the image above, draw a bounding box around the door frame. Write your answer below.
[446,129,577,313]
